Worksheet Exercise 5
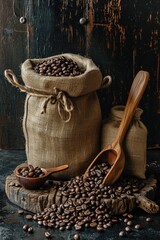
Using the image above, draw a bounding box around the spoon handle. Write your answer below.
[113,70,149,146]
[46,164,69,174]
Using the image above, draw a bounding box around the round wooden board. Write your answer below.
[5,164,159,215]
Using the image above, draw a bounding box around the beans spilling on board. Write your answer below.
[32,162,145,233]
[18,165,45,178]
[33,56,85,77]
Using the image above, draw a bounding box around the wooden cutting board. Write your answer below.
[5,163,159,215]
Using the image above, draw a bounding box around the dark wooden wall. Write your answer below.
[0,0,160,149]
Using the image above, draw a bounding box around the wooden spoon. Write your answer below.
[14,163,69,189]
[83,70,149,185]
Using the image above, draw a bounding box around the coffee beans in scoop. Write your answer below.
[18,164,45,178]
[33,56,85,77]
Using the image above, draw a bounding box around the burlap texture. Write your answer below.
[101,105,147,179]
[21,53,103,97]
[21,53,104,180]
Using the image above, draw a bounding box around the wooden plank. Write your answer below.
[5,164,159,214]
[86,0,160,147]
[0,0,28,149]
[27,0,86,58]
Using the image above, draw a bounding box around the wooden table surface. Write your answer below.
[0,149,160,240]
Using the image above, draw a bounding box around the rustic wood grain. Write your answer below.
[5,171,159,214]
[0,0,28,149]
[86,0,160,147]
[27,0,86,58]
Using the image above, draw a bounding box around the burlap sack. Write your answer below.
[5,53,112,180]
[101,105,147,179]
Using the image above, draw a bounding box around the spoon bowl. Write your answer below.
[84,70,149,185]
[14,163,69,189]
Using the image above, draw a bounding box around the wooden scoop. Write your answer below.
[83,70,149,185]
[14,163,69,189]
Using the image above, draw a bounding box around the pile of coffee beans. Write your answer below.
[33,56,85,77]
[32,163,145,233]
[18,164,45,178]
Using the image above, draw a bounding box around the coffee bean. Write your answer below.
[59,226,65,231]
[123,213,128,217]
[66,225,71,230]
[84,210,91,216]
[97,225,104,231]
[25,214,33,220]
[28,172,34,177]
[48,222,54,228]
[28,164,34,172]
[106,222,112,228]
[146,217,152,222]
[18,209,24,214]
[75,224,82,231]
[73,233,80,240]
[28,227,34,233]
[103,224,108,229]
[119,231,126,237]
[23,224,28,231]
[22,171,28,177]
[118,186,123,192]
[127,220,133,226]
[127,214,134,219]
[90,222,97,228]
[45,232,52,238]
[112,218,118,224]
[125,226,132,232]
[38,220,43,225]
[135,224,142,230]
